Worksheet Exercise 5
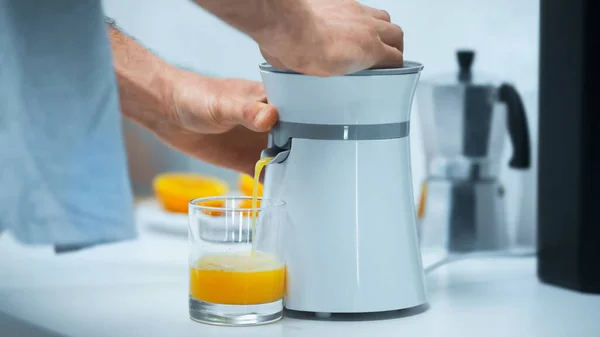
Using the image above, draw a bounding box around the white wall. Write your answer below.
[103,0,540,240]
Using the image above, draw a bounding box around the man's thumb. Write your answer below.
[236,101,279,132]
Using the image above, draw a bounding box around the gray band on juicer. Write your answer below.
[271,121,410,147]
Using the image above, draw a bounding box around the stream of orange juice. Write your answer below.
[189,251,285,305]
[251,157,273,253]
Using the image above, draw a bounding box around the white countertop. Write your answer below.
[1,201,599,337]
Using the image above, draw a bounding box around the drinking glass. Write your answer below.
[188,196,286,326]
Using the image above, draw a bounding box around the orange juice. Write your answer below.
[251,157,273,253]
[417,182,427,219]
[239,174,263,197]
[189,252,285,305]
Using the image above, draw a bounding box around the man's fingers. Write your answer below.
[377,21,404,52]
[363,5,391,22]
[363,6,404,55]
[373,44,404,69]
[240,101,279,132]
[215,98,278,132]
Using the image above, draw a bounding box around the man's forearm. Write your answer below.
[107,25,176,132]
[193,0,312,44]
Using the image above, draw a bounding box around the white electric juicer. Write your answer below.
[259,62,427,314]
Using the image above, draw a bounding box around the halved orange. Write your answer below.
[238,198,261,209]
[238,198,262,217]
[194,199,226,217]
[195,199,262,217]
[153,173,229,214]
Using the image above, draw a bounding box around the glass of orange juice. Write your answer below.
[188,196,286,326]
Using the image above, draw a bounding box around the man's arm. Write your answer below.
[193,0,311,45]
[107,24,176,133]
[106,23,277,176]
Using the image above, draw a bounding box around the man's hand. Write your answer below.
[195,0,404,76]
[158,70,278,176]
[108,26,277,177]
[167,74,277,134]
[260,0,404,76]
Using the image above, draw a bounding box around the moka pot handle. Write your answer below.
[498,84,531,169]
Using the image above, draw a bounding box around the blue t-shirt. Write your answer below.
[0,0,137,251]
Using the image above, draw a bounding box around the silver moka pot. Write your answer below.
[416,50,531,253]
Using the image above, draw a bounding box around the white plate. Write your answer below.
[135,199,189,237]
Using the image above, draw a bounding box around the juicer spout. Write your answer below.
[260,146,290,164]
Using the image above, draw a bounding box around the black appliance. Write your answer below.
[538,0,600,293]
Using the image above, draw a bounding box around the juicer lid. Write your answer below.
[419,50,496,87]
[259,61,424,76]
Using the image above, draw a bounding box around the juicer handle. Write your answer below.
[498,84,531,169]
